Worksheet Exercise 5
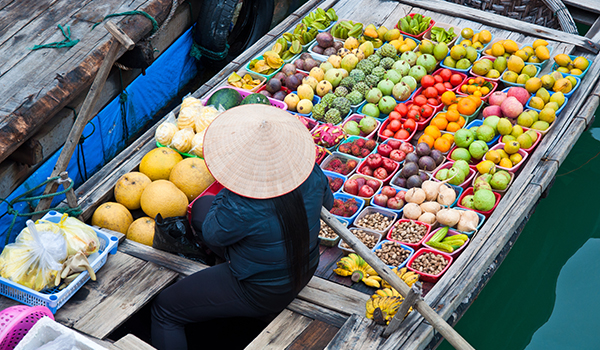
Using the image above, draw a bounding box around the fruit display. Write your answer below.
[372,185,406,210]
[470,57,506,80]
[322,153,359,175]
[434,160,473,187]
[338,137,377,158]
[282,23,319,46]
[354,210,395,232]
[310,32,344,56]
[458,76,496,99]
[326,174,344,192]
[358,153,399,181]
[552,54,590,77]
[442,44,479,71]
[365,292,405,325]
[331,196,362,218]
[483,142,526,170]
[343,175,382,198]
[249,51,284,76]
[459,185,498,213]
[227,72,264,91]
[343,115,379,137]
[485,39,551,65]
[427,25,458,45]
[397,13,433,38]
[330,20,363,40]
[333,253,382,287]
[408,250,449,277]
[301,8,338,31]
[270,37,303,61]
[401,181,459,222]
[415,40,449,67]
[373,241,412,266]
[473,170,512,192]
[312,123,346,148]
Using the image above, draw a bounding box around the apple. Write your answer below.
[373,194,389,207]
[395,190,406,201]
[387,197,404,209]
[387,139,401,149]
[356,177,366,189]
[358,185,375,197]
[374,167,389,180]
[454,128,476,148]
[343,179,359,195]
[390,149,406,162]
[381,186,397,198]
[366,153,383,169]
[399,142,414,154]
[377,144,393,157]
[366,179,380,191]
[361,166,373,176]
[382,157,397,174]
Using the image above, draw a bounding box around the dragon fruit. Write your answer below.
[313,124,346,148]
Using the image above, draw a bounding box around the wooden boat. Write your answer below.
[1,0,599,348]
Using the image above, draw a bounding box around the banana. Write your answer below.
[403,274,420,287]
[362,276,381,288]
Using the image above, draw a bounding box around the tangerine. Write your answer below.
[446,109,460,122]
[441,133,454,143]
[431,117,448,130]
[418,134,435,148]
[457,98,477,115]
[446,122,461,132]
[424,125,442,139]
[434,137,452,153]
[441,91,457,106]
[457,116,466,127]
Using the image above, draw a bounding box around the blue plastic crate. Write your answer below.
[550,55,592,79]
[331,192,365,224]
[499,63,540,88]
[372,240,414,269]
[323,169,347,193]
[370,185,407,215]
[288,95,322,118]
[465,119,500,147]
[525,94,569,117]
[0,211,118,313]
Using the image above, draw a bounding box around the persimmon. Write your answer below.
[431,117,448,130]
[446,109,460,122]
[458,116,466,127]
[457,97,477,115]
[446,122,461,132]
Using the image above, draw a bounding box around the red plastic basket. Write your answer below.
[395,13,436,40]
[187,181,224,224]
[406,247,453,283]
[378,119,417,143]
[456,187,501,218]
[0,305,54,350]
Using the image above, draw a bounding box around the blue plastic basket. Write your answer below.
[370,185,407,215]
[331,192,365,224]
[323,169,346,193]
[0,211,119,313]
[465,119,501,147]
[440,52,480,74]
[525,94,569,117]
[550,55,593,79]
[287,95,322,118]
[499,64,540,88]
[372,240,415,269]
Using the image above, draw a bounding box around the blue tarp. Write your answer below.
[0,27,198,247]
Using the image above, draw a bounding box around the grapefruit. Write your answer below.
[140,180,188,219]
[126,217,155,246]
[139,148,183,181]
[169,158,215,202]
[91,202,133,234]
[114,172,152,210]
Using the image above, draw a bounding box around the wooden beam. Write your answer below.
[395,0,600,53]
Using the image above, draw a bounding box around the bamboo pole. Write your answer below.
[321,207,475,350]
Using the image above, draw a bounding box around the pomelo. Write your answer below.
[126,217,155,246]
[114,172,152,210]
[139,148,183,181]
[140,180,189,219]
[91,202,133,234]
[169,158,215,202]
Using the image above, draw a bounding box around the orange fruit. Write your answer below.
[473,90,482,97]
[468,85,477,94]
[424,125,442,139]
[474,77,485,85]
[481,86,490,95]
[441,91,457,106]
[431,117,448,130]
[457,116,466,127]
[461,85,469,93]
[446,122,461,132]
[446,109,460,122]
[418,134,435,148]
[434,137,451,153]
[467,95,482,107]
[441,133,454,143]
[448,104,458,112]
[457,97,477,115]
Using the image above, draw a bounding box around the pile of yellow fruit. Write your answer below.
[485,39,550,63]
[484,141,524,169]
[388,36,418,53]
[553,54,589,76]
[458,28,493,50]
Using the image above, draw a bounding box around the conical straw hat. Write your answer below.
[203,104,315,199]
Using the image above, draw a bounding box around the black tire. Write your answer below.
[194,0,274,61]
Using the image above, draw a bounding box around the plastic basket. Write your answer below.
[521,42,554,69]
[377,118,417,143]
[452,208,486,237]
[331,192,366,225]
[401,102,442,131]
[372,241,415,269]
[296,52,328,74]
[356,156,399,185]
[337,135,375,159]
[342,174,383,204]
[456,30,494,54]
[318,218,347,247]
[387,219,431,250]
[422,227,470,257]
[342,115,381,140]
[390,169,431,188]
[352,206,398,235]
[395,13,436,40]
[550,55,593,79]
[370,185,407,215]
[499,64,540,88]
[446,146,482,171]
[484,143,529,172]
[525,95,569,117]
[245,55,284,80]
[465,119,501,147]
[456,78,498,102]
[320,152,361,177]
[406,247,453,283]
[432,161,475,190]
[323,170,347,193]
[432,67,467,92]
[472,170,514,196]
[422,22,461,48]
[0,305,54,350]
[226,70,266,92]
[205,86,288,110]
[467,56,505,82]
[456,187,501,218]
[338,228,382,255]
[440,51,480,74]
[0,212,118,314]
[287,95,322,118]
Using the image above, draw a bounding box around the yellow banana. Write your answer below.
[403,274,420,287]
[363,276,381,288]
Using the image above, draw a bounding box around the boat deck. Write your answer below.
[1,0,599,348]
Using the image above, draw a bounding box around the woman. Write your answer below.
[151,104,333,349]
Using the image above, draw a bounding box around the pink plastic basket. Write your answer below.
[0,305,54,349]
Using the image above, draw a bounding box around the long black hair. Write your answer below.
[272,187,310,293]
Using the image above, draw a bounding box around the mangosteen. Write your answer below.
[323,47,337,56]
[265,78,282,94]
[400,162,419,178]
[430,149,445,165]
[273,90,287,101]
[312,45,324,54]
[393,177,407,188]
[259,90,272,98]
[405,153,419,164]
[406,175,423,189]
[281,63,297,76]
[285,75,301,91]
[416,142,431,157]
[418,171,429,182]
[333,41,344,50]
[418,156,436,171]
[273,72,286,81]
[300,53,312,60]
[294,59,305,71]
[316,32,334,48]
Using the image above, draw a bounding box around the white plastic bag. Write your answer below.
[35,332,78,350]
[38,213,99,257]
[178,96,202,130]
[0,221,67,291]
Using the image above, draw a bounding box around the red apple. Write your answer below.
[387,197,404,209]
[373,194,389,207]
[358,185,375,197]
[377,144,393,157]
[382,158,397,174]
[381,186,397,198]
[366,153,383,169]
[399,143,414,154]
[390,149,406,162]
[395,191,406,201]
[366,179,380,191]
[387,139,401,150]
[343,179,359,195]
[373,167,388,180]
[361,166,373,176]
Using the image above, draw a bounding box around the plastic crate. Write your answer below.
[456,187,501,218]
[323,170,346,193]
[484,143,529,172]
[387,219,431,250]
[550,55,593,79]
[395,13,436,40]
[226,70,266,92]
[446,146,482,171]
[245,55,284,80]
[0,212,118,314]
[338,227,382,255]
[467,56,505,82]
[440,51,480,74]
[0,305,54,350]
[287,95,322,118]
[431,68,467,92]
[355,156,399,185]
[342,173,383,204]
[337,135,376,159]
[372,240,415,269]
[456,78,498,102]
[342,115,381,140]
[472,170,514,196]
[331,192,365,225]
[422,227,470,257]
[389,169,431,189]
[422,22,461,48]
[525,94,569,117]
[370,185,407,215]
[353,206,398,236]
[456,30,494,55]
[378,118,417,143]
[320,152,361,177]
[318,218,347,247]
[406,247,453,283]
[499,64,540,88]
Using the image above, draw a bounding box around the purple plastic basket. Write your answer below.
[0,305,54,349]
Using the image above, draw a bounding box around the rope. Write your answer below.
[91,11,159,35]
[30,24,80,50]
[117,68,130,140]
[556,149,600,177]
[190,40,230,61]
[2,176,82,245]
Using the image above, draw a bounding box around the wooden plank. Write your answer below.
[324,314,386,349]
[542,118,587,166]
[562,0,600,15]
[112,334,156,350]
[530,160,559,194]
[298,276,370,316]
[73,260,178,339]
[0,160,30,199]
[395,0,600,53]
[286,319,339,350]
[244,309,312,350]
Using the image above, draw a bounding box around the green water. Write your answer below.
[438,107,600,349]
